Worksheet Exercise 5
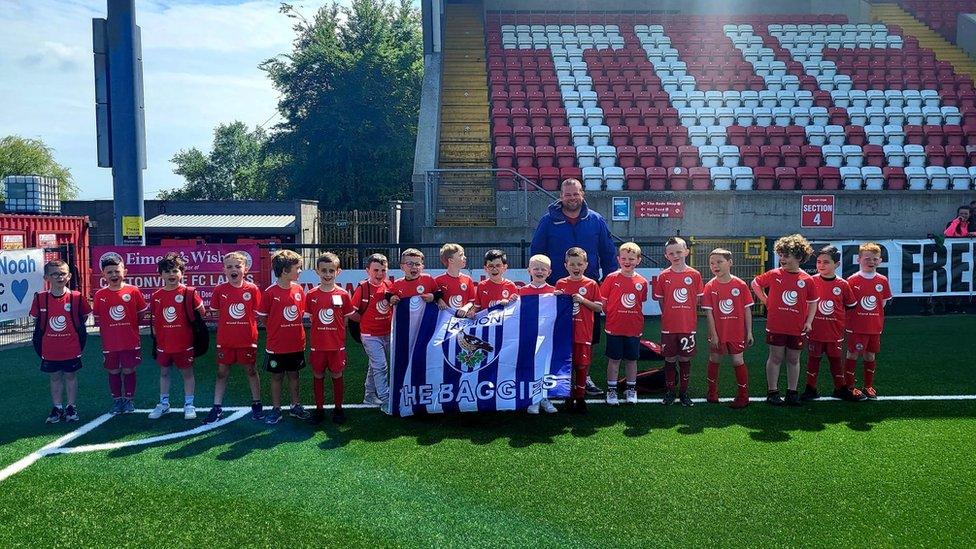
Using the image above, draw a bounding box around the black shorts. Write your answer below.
[264,351,306,373]
[40,358,83,373]
[605,334,640,361]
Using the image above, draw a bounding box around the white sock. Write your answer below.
[184,395,194,406]
[160,394,169,406]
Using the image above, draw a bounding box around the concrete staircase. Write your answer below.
[436,0,494,226]
[871,3,976,80]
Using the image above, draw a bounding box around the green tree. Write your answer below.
[0,135,78,200]
[160,121,277,200]
[260,0,422,210]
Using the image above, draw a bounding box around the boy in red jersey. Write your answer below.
[845,242,892,400]
[751,234,818,407]
[148,253,204,420]
[257,250,309,425]
[601,242,648,406]
[803,246,860,402]
[653,236,704,407]
[702,248,754,409]
[520,255,557,414]
[388,249,437,307]
[306,253,354,424]
[350,253,393,406]
[30,260,91,424]
[435,243,476,318]
[475,249,519,310]
[93,254,147,415]
[205,252,264,423]
[555,247,602,413]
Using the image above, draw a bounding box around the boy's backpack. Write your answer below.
[149,286,210,358]
[32,291,87,358]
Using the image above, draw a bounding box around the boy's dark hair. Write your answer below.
[665,236,688,249]
[817,245,841,263]
[484,249,508,265]
[316,252,340,269]
[366,253,388,268]
[100,254,123,270]
[44,259,68,276]
[773,234,814,262]
[270,250,302,278]
[565,247,588,261]
[157,252,186,274]
[708,248,733,261]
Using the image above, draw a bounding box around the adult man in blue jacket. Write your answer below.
[531,178,617,284]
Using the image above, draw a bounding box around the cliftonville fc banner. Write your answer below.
[386,295,573,417]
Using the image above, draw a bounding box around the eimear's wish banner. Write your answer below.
[386,294,573,417]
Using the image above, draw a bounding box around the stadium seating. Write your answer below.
[899,0,976,44]
[486,13,976,191]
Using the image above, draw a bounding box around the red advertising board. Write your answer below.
[91,245,261,306]
[636,201,684,218]
[801,195,835,228]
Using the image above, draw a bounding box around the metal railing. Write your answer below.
[424,168,557,227]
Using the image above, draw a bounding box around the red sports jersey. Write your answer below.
[257,283,306,354]
[476,278,519,309]
[809,275,857,342]
[210,281,261,349]
[391,274,437,299]
[556,276,600,345]
[600,271,648,337]
[351,279,394,337]
[151,286,204,354]
[519,283,555,296]
[93,284,147,352]
[701,276,753,344]
[653,267,704,334]
[846,272,892,335]
[435,272,477,309]
[307,286,354,351]
[30,290,92,360]
[754,268,819,336]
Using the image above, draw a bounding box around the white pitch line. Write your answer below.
[0,413,114,483]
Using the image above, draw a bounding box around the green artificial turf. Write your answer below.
[0,316,974,546]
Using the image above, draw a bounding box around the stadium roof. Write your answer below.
[145,214,297,234]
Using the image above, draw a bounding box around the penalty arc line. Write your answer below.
[0,412,115,483]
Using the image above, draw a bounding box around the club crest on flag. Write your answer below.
[442,314,502,374]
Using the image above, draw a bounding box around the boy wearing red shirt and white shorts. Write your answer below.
[702,248,754,409]
[93,254,147,415]
[149,253,204,420]
[804,246,860,402]
[845,242,892,400]
[653,236,704,407]
[350,254,394,406]
[751,234,818,407]
[206,251,264,423]
[306,252,354,424]
[31,260,92,424]
[601,242,648,406]
[435,243,477,318]
[555,247,602,413]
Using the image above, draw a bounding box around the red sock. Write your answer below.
[679,362,691,392]
[844,358,857,387]
[734,364,749,399]
[665,362,676,391]
[332,376,344,409]
[122,371,136,398]
[863,360,876,388]
[108,373,122,399]
[573,364,589,399]
[805,355,821,388]
[828,357,844,389]
[706,361,719,397]
[313,377,325,409]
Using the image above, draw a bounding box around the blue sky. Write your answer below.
[1,0,338,199]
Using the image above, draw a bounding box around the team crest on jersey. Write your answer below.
[782,290,799,306]
[855,343,864,351]
[175,294,184,304]
[635,283,643,291]
[416,285,425,294]
[731,288,740,297]
[449,295,464,308]
[228,303,246,320]
[683,276,692,285]
[110,305,126,321]
[875,283,884,292]
[243,292,252,301]
[833,287,842,295]
[49,315,67,332]
[621,293,638,308]
[797,279,805,288]
[460,283,467,291]
[502,290,510,298]
[63,302,72,312]
[293,292,301,302]
[122,293,131,302]
[673,287,689,304]
[163,306,178,323]
[441,314,502,374]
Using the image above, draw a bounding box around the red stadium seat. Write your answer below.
[819,167,842,190]
[776,167,798,190]
[625,167,646,190]
[883,167,906,190]
[669,126,689,146]
[747,126,766,146]
[845,126,866,147]
[668,167,690,190]
[801,145,823,167]
[727,126,747,146]
[611,126,631,147]
[631,126,650,147]
[647,167,667,191]
[798,167,820,190]
[905,125,924,145]
[925,145,946,166]
[618,146,637,168]
[515,146,535,168]
[637,145,657,168]
[539,167,560,191]
[946,145,966,165]
[552,126,571,147]
[648,126,668,146]
[514,126,533,147]
[679,146,699,168]
[741,145,761,168]
[767,126,787,147]
[495,145,515,169]
[754,167,775,190]
[659,146,678,169]
[761,146,782,168]
[532,126,552,147]
[536,146,555,168]
[689,167,712,190]
[863,145,885,167]
[559,166,582,181]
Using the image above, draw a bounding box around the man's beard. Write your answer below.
[563,200,581,212]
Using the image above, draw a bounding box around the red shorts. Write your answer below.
[766,332,806,350]
[103,349,141,370]
[572,342,592,367]
[847,333,881,354]
[156,350,194,370]
[710,340,746,355]
[217,347,257,367]
[661,332,697,359]
[310,350,347,375]
[808,340,843,358]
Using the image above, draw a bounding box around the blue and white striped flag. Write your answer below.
[386,294,573,417]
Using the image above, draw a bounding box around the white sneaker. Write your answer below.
[606,389,619,406]
[148,403,170,419]
[183,405,197,420]
[540,399,557,414]
[526,403,540,414]
[625,389,638,404]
